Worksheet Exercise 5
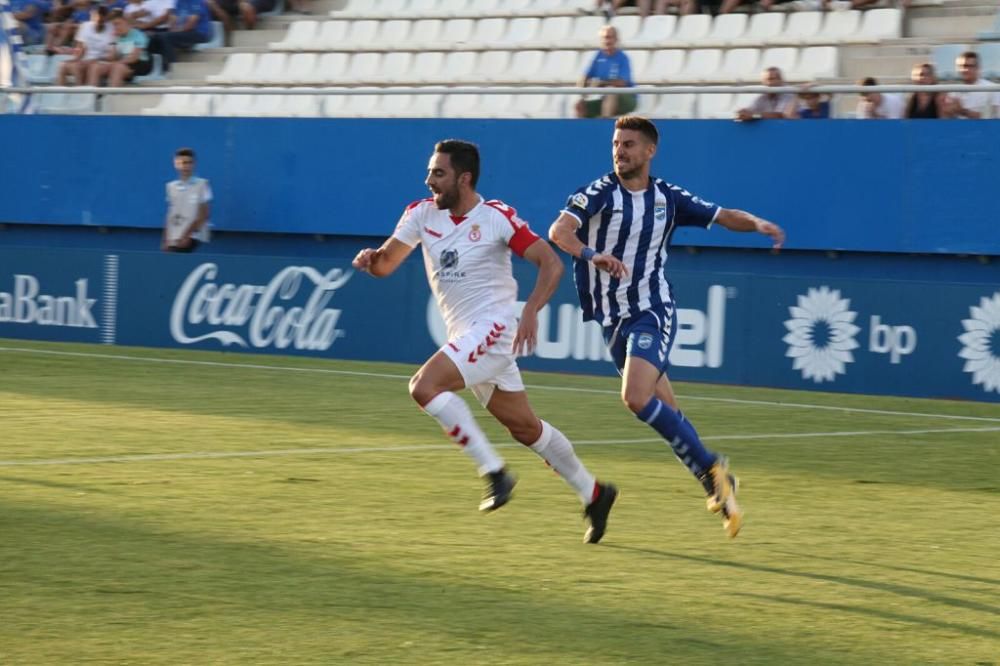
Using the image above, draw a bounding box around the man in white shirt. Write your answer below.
[352,139,618,544]
[163,147,212,253]
[950,51,1000,119]
[856,77,906,119]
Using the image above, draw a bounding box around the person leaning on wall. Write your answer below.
[162,147,212,253]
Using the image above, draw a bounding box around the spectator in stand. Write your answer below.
[163,148,212,253]
[134,0,175,31]
[855,76,905,119]
[87,10,152,86]
[10,0,51,47]
[45,0,91,54]
[575,25,637,119]
[592,0,685,17]
[735,67,796,121]
[822,0,911,9]
[205,0,269,33]
[949,51,1000,119]
[147,0,212,72]
[56,3,114,85]
[905,62,950,119]
[123,0,146,18]
[785,84,831,119]
[719,0,795,14]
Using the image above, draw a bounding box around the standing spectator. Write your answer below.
[735,67,795,121]
[855,76,905,119]
[905,62,950,119]
[10,0,51,47]
[162,148,212,253]
[785,85,831,119]
[87,11,152,86]
[148,0,212,72]
[55,3,114,85]
[575,25,637,119]
[949,51,1000,119]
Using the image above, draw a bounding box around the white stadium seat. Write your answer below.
[214,94,257,117]
[337,94,381,118]
[511,93,562,119]
[322,94,347,116]
[570,16,608,48]
[455,0,501,18]
[370,19,412,50]
[524,49,578,83]
[611,15,643,45]
[527,16,574,49]
[411,51,448,84]
[674,49,722,82]
[441,93,482,117]
[709,47,761,83]
[775,12,823,46]
[703,13,747,47]
[673,14,712,47]
[478,93,517,118]
[626,50,650,83]
[696,93,735,119]
[759,47,798,78]
[342,52,381,84]
[637,49,685,84]
[269,20,318,51]
[281,92,322,117]
[642,93,697,119]
[631,15,676,48]
[793,46,838,80]
[207,53,255,84]
[849,8,902,44]
[732,13,784,46]
[503,50,545,83]
[477,50,511,82]
[284,53,318,85]
[446,51,481,84]
[489,16,541,49]
[253,91,286,116]
[342,20,380,50]
[369,51,414,84]
[494,0,533,18]
[470,18,508,47]
[312,52,349,85]
[143,90,212,116]
[408,18,447,50]
[312,21,350,50]
[252,52,288,84]
[804,10,860,45]
[334,0,408,19]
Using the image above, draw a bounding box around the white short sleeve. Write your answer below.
[391,201,424,248]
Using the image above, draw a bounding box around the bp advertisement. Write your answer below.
[1,246,998,402]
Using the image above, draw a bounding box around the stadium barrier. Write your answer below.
[1,244,997,402]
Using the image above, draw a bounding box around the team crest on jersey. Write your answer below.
[637,333,654,350]
[571,193,589,210]
[654,205,667,222]
[440,249,459,269]
[468,224,481,242]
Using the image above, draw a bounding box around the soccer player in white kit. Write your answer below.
[352,139,618,544]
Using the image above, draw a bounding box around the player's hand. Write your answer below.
[755,219,785,250]
[352,248,376,273]
[513,308,538,357]
[593,253,628,279]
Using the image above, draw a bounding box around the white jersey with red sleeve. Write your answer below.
[392,195,541,337]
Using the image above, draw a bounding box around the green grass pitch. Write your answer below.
[0,339,998,665]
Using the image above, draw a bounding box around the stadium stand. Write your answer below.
[18,0,1000,118]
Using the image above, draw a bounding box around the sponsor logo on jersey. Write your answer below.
[440,249,459,269]
[571,193,589,209]
[424,226,443,238]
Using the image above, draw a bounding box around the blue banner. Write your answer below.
[2,245,999,402]
[1,116,999,255]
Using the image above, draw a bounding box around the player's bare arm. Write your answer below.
[548,213,629,278]
[513,239,564,356]
[352,238,414,277]
[715,208,785,250]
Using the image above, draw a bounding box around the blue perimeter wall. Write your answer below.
[0,116,998,402]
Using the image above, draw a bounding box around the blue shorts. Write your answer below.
[602,304,677,376]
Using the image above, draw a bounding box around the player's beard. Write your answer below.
[432,185,459,210]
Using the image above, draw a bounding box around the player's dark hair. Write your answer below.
[614,116,659,146]
[175,147,196,160]
[434,139,480,188]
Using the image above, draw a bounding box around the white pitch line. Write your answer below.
[0,426,997,467]
[2,345,1000,424]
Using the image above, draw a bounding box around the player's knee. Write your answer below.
[621,388,652,415]
[408,373,438,407]
[508,419,541,446]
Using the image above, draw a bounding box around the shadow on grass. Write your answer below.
[605,544,999,638]
[766,549,1000,588]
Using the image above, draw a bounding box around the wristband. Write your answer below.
[581,247,596,262]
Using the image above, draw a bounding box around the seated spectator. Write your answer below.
[823,0,911,8]
[206,0,272,31]
[134,0,176,31]
[87,11,152,86]
[905,62,950,119]
[123,0,147,18]
[785,85,831,119]
[856,76,905,119]
[949,51,999,119]
[592,0,684,17]
[10,0,51,47]
[148,0,213,72]
[45,0,92,55]
[720,0,795,14]
[575,25,637,119]
[56,3,114,85]
[735,67,795,121]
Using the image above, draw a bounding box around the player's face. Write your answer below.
[612,129,655,181]
[174,155,195,179]
[425,152,462,210]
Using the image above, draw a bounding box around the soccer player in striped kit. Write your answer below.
[353,139,618,544]
[549,116,785,538]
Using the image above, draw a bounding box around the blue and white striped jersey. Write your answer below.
[562,172,720,326]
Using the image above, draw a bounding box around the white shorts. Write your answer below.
[442,316,525,407]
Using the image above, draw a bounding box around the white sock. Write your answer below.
[529,420,597,505]
[423,392,504,476]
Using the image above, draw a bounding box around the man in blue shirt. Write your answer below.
[549,116,785,539]
[575,25,636,119]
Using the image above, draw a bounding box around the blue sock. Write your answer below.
[636,397,717,478]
